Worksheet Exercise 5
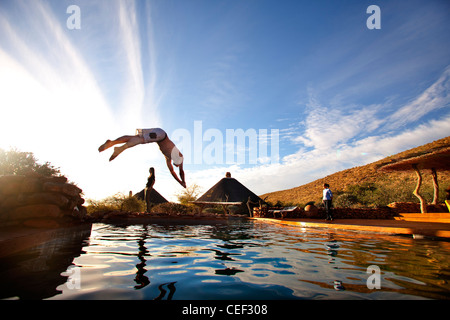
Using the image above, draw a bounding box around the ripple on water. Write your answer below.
[2,221,449,300]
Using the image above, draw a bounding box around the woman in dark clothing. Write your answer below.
[145,167,155,213]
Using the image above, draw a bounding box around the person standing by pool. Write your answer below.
[323,183,333,221]
[98,128,186,188]
[145,167,155,213]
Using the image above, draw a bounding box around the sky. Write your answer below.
[0,0,449,202]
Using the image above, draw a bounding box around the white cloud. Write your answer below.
[1,1,449,204]
[218,113,450,199]
[295,106,381,150]
[386,66,450,130]
[116,0,145,127]
[214,70,450,198]
[294,88,384,150]
[0,0,163,200]
[178,69,450,200]
[295,66,450,152]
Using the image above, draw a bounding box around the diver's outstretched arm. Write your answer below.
[165,158,186,188]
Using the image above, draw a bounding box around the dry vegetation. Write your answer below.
[261,136,450,208]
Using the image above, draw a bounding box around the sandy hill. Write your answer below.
[261,136,450,207]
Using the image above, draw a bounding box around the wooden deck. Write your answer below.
[253,216,450,239]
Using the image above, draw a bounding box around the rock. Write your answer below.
[1,193,70,209]
[0,194,23,209]
[0,175,25,195]
[0,175,25,184]
[68,206,87,219]
[43,176,68,184]
[20,177,42,193]
[0,174,85,225]
[0,209,11,221]
[23,218,60,228]
[304,204,318,214]
[43,182,82,197]
[25,192,70,208]
[12,204,62,220]
[66,195,84,211]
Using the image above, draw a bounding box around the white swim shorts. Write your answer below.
[136,128,167,143]
[171,146,184,166]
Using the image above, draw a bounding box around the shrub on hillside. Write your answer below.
[344,181,419,207]
[334,193,360,208]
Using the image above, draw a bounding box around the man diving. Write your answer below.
[98,128,186,188]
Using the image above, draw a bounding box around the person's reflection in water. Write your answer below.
[154,282,177,300]
[132,225,177,299]
[134,225,150,289]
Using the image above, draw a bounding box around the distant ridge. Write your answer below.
[261,136,450,206]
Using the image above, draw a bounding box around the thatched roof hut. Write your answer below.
[379,147,450,172]
[196,173,261,203]
[192,172,262,215]
[134,188,168,204]
[379,147,450,213]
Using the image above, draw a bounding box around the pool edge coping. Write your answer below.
[251,217,450,240]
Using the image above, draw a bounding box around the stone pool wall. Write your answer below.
[254,205,396,219]
[254,201,448,220]
[387,202,447,213]
[319,206,395,219]
[0,174,87,228]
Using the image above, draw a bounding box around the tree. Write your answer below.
[0,147,61,177]
[176,184,202,205]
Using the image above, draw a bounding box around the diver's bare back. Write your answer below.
[157,136,176,160]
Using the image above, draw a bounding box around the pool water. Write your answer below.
[1,220,450,300]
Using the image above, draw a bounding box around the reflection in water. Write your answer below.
[208,249,239,261]
[134,225,150,290]
[0,224,92,300]
[215,267,244,276]
[154,281,177,300]
[131,225,177,300]
[1,220,450,300]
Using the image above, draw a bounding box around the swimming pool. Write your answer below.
[1,219,449,300]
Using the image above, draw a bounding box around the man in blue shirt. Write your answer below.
[323,183,333,221]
